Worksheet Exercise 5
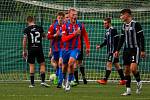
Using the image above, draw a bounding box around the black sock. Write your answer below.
[133,72,141,82]
[125,75,131,88]
[74,68,79,83]
[104,70,111,81]
[80,66,85,79]
[118,69,125,80]
[30,73,34,85]
[41,72,45,83]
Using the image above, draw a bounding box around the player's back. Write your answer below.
[24,25,44,50]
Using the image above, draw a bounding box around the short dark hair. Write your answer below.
[120,9,132,15]
[64,10,69,15]
[104,18,111,23]
[57,12,65,17]
[27,16,34,22]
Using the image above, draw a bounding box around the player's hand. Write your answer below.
[114,51,119,58]
[86,49,90,56]
[48,51,52,58]
[75,28,81,36]
[140,51,146,58]
[54,30,60,38]
[96,44,100,50]
[22,50,27,59]
[48,48,52,57]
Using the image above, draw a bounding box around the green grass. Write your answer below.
[0,82,150,100]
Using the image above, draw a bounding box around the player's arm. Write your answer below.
[135,22,145,58]
[22,31,27,59]
[96,34,107,50]
[116,28,125,51]
[40,26,47,39]
[100,35,107,48]
[47,25,55,39]
[81,24,90,50]
[61,24,78,42]
[81,23,90,55]
[112,29,119,52]
[48,43,52,58]
[114,28,125,57]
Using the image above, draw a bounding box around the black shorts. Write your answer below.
[123,48,140,65]
[77,50,83,60]
[27,48,45,64]
[107,53,119,63]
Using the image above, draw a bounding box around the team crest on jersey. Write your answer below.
[31,28,36,31]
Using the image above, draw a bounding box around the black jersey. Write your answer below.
[117,20,145,51]
[23,25,44,50]
[100,27,119,53]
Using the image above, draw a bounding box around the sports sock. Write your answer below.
[104,70,111,81]
[30,73,34,85]
[68,73,73,82]
[133,71,141,82]
[55,67,59,77]
[74,68,79,82]
[118,69,125,80]
[41,72,45,83]
[125,75,131,88]
[80,66,85,79]
[58,67,63,84]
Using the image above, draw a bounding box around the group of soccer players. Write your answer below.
[96,9,145,96]
[22,8,145,95]
[23,8,90,91]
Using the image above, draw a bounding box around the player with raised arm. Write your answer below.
[114,9,145,96]
[96,18,126,85]
[47,12,65,88]
[61,8,90,91]
[22,16,50,88]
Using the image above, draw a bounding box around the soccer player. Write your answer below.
[61,8,90,91]
[114,9,145,96]
[47,12,65,88]
[64,10,88,86]
[22,16,50,88]
[96,18,126,85]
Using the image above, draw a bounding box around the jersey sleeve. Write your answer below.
[61,24,76,42]
[135,22,145,51]
[40,26,45,38]
[116,27,125,51]
[23,28,27,38]
[112,29,119,52]
[100,34,107,48]
[47,25,55,39]
[81,23,90,49]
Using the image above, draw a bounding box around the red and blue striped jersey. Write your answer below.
[62,20,90,50]
[47,20,63,52]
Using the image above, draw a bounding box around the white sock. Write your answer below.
[127,87,131,93]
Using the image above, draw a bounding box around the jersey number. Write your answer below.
[30,32,40,43]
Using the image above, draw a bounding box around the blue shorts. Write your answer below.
[62,49,80,64]
[52,50,63,61]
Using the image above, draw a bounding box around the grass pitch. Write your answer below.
[0,82,150,100]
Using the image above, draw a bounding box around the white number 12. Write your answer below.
[30,32,40,43]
